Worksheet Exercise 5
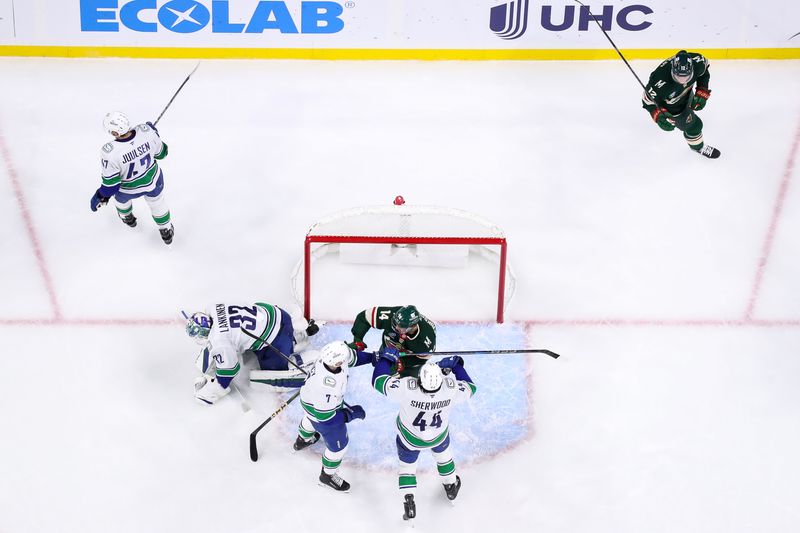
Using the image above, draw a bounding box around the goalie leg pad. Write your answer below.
[250,369,306,391]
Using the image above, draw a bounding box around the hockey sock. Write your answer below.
[298,416,316,440]
[433,447,457,485]
[116,201,133,218]
[685,131,704,151]
[322,445,347,475]
[398,458,418,497]
[145,193,171,228]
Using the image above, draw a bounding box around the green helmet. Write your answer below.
[392,305,421,332]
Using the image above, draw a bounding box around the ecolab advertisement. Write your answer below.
[1,0,798,49]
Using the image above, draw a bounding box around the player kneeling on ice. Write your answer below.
[293,341,374,492]
[372,347,476,521]
[184,302,321,405]
[90,112,176,244]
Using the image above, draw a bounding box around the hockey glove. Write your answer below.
[348,341,367,352]
[90,190,110,212]
[438,356,465,370]
[146,121,159,134]
[652,108,675,131]
[341,404,366,423]
[691,88,711,111]
[378,345,400,364]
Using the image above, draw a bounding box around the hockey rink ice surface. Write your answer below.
[1,58,799,533]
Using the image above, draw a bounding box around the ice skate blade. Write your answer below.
[317,480,350,493]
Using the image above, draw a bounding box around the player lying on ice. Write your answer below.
[184,302,320,404]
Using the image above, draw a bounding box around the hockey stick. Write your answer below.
[181,310,251,412]
[239,327,309,377]
[154,61,200,126]
[572,0,646,92]
[250,389,301,462]
[229,381,251,413]
[413,349,561,359]
[571,1,675,126]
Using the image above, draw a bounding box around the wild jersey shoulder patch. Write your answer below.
[102,143,114,154]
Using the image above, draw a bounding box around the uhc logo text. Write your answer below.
[490,1,653,40]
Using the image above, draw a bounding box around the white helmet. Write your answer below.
[418,362,443,392]
[103,111,131,136]
[321,341,351,369]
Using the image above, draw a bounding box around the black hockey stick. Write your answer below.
[572,0,647,92]
[413,349,561,359]
[250,389,301,462]
[240,327,310,377]
[154,61,200,126]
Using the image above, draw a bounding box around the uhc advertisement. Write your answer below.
[1,0,799,56]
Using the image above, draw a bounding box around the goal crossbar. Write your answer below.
[303,235,509,323]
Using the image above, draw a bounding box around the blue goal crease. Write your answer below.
[276,323,533,470]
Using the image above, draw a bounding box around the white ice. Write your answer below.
[0,57,799,533]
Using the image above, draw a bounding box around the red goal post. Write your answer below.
[291,201,515,323]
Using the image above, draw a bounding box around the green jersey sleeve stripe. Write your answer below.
[374,374,390,395]
[216,362,241,378]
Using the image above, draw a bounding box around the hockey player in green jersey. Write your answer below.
[642,50,720,159]
[349,305,436,378]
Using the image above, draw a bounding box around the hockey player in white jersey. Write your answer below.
[293,341,374,492]
[90,111,174,245]
[184,302,320,405]
[372,347,476,521]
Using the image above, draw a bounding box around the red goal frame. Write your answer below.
[303,235,509,323]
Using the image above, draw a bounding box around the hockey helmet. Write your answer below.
[670,51,694,85]
[321,341,351,369]
[418,361,443,393]
[392,305,421,334]
[103,111,131,137]
[186,312,212,345]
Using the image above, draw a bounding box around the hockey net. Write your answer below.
[290,200,515,323]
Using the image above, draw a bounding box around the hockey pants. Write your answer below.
[114,172,172,228]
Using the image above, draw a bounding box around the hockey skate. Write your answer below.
[293,432,320,451]
[159,224,174,245]
[697,145,721,159]
[120,214,137,228]
[443,475,462,502]
[318,467,350,492]
[402,494,416,521]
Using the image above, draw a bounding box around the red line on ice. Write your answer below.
[745,112,800,320]
[0,121,63,320]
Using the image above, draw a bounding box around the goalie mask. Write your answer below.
[186,312,212,345]
[103,111,131,137]
[392,305,421,335]
[670,51,694,85]
[419,362,443,393]
[321,341,351,369]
